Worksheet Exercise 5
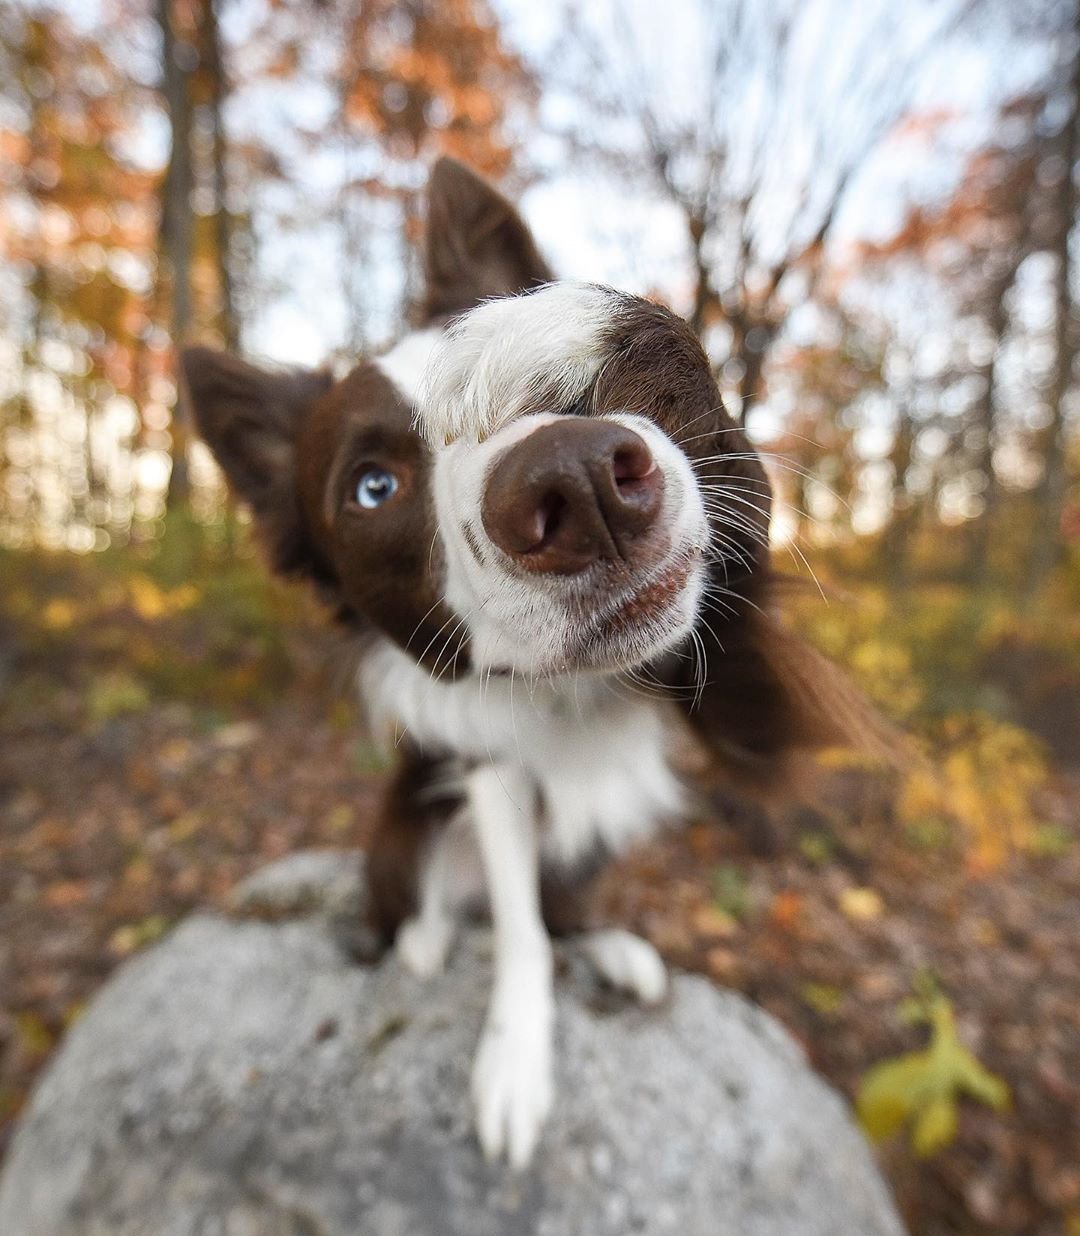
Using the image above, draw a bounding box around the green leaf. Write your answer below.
[912,1095,958,1157]
[856,1052,927,1141]
[711,865,750,920]
[856,993,1009,1157]
[956,1054,1010,1111]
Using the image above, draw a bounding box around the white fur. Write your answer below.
[416,282,618,446]
[467,763,553,1167]
[579,929,668,1004]
[374,328,443,404]
[361,637,685,869]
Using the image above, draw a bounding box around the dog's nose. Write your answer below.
[481,418,664,574]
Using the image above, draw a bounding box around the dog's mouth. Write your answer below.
[555,549,703,672]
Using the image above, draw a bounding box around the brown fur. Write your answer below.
[584,297,899,780]
[423,158,553,321]
[179,349,336,589]
[367,747,460,946]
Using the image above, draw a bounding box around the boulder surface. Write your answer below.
[0,851,906,1236]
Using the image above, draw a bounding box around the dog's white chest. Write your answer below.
[361,641,685,865]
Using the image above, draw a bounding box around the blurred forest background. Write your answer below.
[0,1,1078,1233]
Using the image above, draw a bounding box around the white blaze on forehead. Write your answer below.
[373,327,443,404]
[416,281,620,447]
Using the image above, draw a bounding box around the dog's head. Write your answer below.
[412,278,772,677]
[184,159,884,773]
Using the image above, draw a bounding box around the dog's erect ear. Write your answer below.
[423,157,554,320]
[179,346,333,578]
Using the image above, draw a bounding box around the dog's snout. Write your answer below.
[481,419,664,574]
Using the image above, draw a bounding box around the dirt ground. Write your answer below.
[1,551,1077,1235]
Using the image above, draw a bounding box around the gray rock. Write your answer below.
[0,854,906,1236]
[228,849,367,920]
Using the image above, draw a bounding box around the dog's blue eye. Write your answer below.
[354,468,399,509]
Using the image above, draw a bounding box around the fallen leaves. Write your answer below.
[691,904,739,939]
[858,994,1010,1158]
[3,541,1079,1235]
[108,915,171,958]
[840,886,886,921]
[42,879,91,908]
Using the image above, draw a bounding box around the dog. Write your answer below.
[181,157,887,1168]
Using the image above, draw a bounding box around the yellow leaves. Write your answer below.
[42,598,76,630]
[691,904,740,939]
[848,637,922,716]
[801,982,846,1017]
[857,995,1009,1158]
[840,886,885,921]
[13,1012,54,1060]
[128,575,200,621]
[789,585,923,718]
[166,810,205,844]
[911,1095,958,1157]
[107,915,170,958]
[897,715,1051,870]
[322,804,356,836]
[85,671,149,723]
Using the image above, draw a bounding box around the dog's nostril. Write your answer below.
[531,491,567,550]
[481,419,665,574]
[612,441,656,492]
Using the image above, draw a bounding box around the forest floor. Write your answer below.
[1,526,1078,1235]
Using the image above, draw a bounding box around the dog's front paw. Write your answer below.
[580,928,668,1004]
[471,1005,554,1169]
[395,915,454,979]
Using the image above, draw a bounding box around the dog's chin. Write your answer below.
[566,558,701,671]
[486,556,704,680]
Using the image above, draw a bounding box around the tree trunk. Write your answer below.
[883,406,916,591]
[157,0,196,508]
[1027,10,1080,594]
[967,270,1015,588]
[201,0,238,351]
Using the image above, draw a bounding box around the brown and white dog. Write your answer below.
[182,158,883,1168]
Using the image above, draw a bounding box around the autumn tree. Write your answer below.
[853,104,1040,585]
[242,0,535,353]
[0,8,160,546]
[1026,0,1080,593]
[543,0,966,423]
[851,46,1080,594]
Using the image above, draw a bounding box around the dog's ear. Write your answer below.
[670,582,903,787]
[423,157,554,320]
[179,346,333,579]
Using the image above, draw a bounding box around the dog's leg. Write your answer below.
[369,747,465,964]
[395,809,473,978]
[578,928,668,1004]
[538,857,667,1005]
[468,763,553,1169]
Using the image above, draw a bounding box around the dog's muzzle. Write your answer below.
[481,417,664,575]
